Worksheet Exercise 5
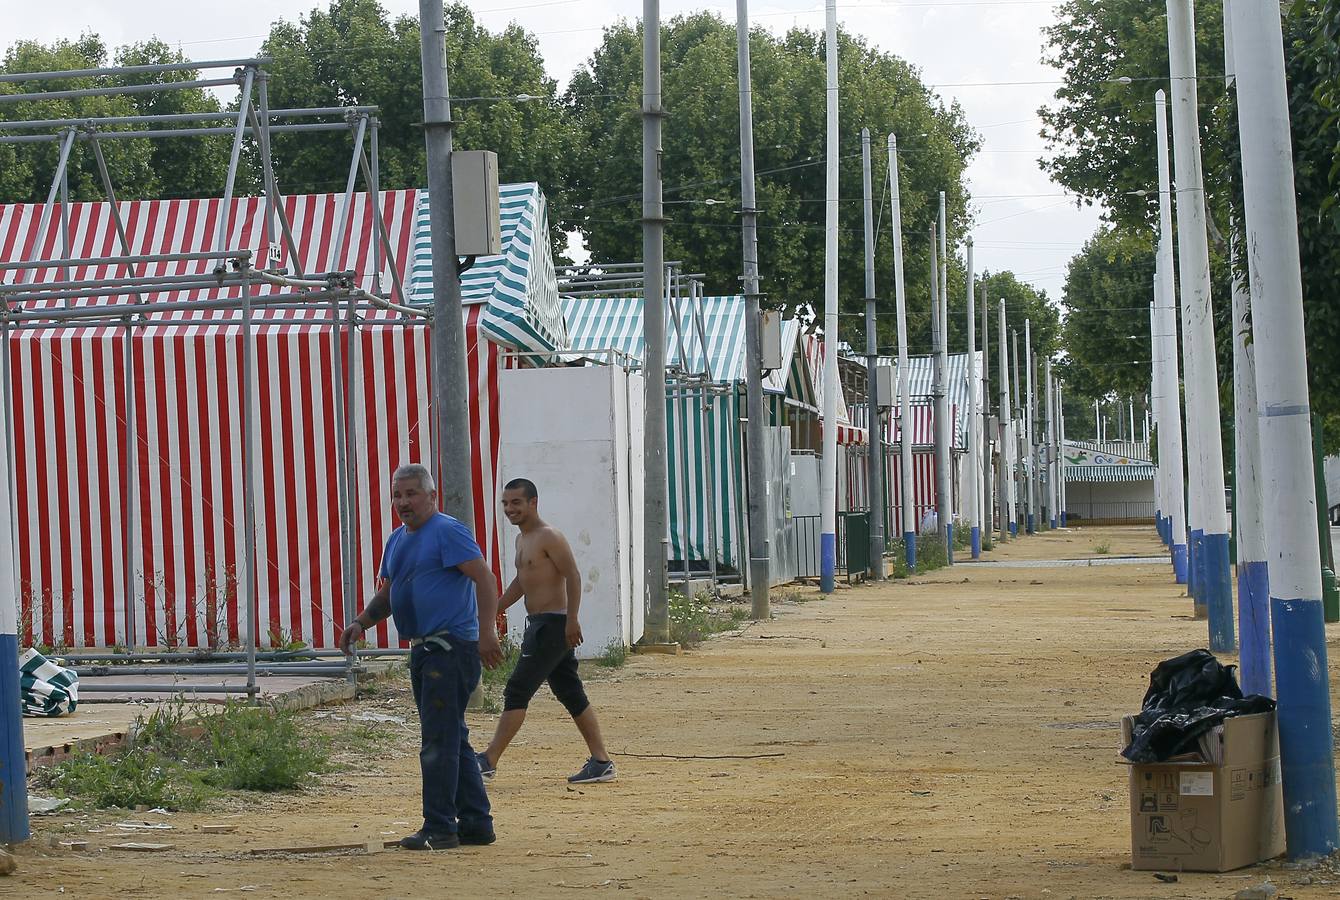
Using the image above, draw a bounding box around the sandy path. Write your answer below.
[10,525,1338,899]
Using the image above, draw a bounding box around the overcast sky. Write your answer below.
[1,0,1105,303]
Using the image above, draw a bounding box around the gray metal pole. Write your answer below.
[213,67,255,263]
[18,128,76,288]
[643,0,671,643]
[0,76,238,105]
[861,128,885,579]
[252,75,305,276]
[981,286,992,542]
[965,237,979,557]
[0,57,268,83]
[1012,328,1022,532]
[239,266,259,701]
[736,0,770,616]
[931,223,951,559]
[328,115,369,272]
[419,0,474,525]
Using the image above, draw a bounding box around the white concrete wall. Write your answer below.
[498,366,644,659]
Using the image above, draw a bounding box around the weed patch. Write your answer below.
[35,700,327,811]
[1093,542,1111,555]
[596,639,628,668]
[669,592,743,649]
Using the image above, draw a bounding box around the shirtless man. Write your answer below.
[476,478,615,784]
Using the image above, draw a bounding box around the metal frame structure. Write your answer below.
[0,58,427,699]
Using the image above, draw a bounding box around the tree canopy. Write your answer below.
[1041,1,1340,442]
[564,12,980,349]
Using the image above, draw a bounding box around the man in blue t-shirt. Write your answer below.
[339,463,503,851]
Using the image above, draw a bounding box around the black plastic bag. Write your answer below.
[1120,649,1276,763]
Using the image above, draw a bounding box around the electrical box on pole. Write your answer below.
[450,150,501,257]
[875,365,896,405]
[761,308,784,370]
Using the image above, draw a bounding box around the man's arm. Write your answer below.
[498,576,524,613]
[547,531,584,649]
[338,579,391,655]
[458,557,504,668]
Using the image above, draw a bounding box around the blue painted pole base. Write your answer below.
[946,524,954,564]
[1026,514,1035,534]
[1009,522,1018,537]
[904,531,917,572]
[1172,542,1188,584]
[1060,512,1066,527]
[1202,532,1235,652]
[1237,560,1272,698]
[1189,529,1204,614]
[820,532,836,594]
[0,632,31,843]
[970,526,981,559]
[1050,517,1057,530]
[1271,596,1340,858]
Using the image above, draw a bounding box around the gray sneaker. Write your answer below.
[476,751,496,781]
[567,756,616,784]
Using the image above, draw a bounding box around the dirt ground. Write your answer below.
[9,525,1340,899]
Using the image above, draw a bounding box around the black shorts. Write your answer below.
[503,612,590,718]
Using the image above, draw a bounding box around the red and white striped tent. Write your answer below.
[0,186,552,650]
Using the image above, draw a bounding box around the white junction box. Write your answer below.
[450,150,501,257]
[760,309,784,371]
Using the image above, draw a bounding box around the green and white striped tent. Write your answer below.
[411,182,566,352]
[561,295,809,573]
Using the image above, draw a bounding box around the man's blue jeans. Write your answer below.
[409,635,492,835]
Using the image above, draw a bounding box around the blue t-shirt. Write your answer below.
[378,512,483,640]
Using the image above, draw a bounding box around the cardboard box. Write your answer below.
[1121,711,1284,872]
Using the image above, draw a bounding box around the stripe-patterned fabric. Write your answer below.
[411,183,566,353]
[800,334,866,444]
[561,294,752,382]
[18,647,78,716]
[1065,464,1155,483]
[0,189,507,650]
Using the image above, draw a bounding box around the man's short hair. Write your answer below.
[392,463,436,493]
[503,477,538,501]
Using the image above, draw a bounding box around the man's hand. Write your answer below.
[565,617,583,649]
[338,621,365,656]
[479,629,504,669]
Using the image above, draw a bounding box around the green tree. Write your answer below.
[1038,0,1230,231]
[1054,226,1154,410]
[260,0,577,250]
[563,13,980,349]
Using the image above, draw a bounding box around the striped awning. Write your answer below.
[562,294,795,389]
[1066,464,1156,483]
[411,182,566,353]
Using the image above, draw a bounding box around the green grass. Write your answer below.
[1093,542,1111,555]
[35,700,328,811]
[595,639,628,668]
